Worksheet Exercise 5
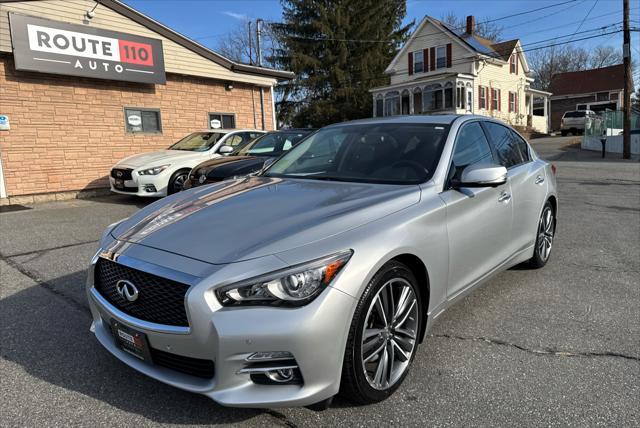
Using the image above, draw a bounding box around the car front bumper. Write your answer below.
[86,251,356,408]
[109,173,168,197]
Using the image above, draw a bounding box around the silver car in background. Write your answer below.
[87,115,558,409]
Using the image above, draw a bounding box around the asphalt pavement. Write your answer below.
[1,136,639,427]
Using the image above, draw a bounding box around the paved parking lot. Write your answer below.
[1,137,639,427]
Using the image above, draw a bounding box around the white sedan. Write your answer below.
[109,129,264,197]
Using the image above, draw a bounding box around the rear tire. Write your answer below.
[528,201,555,269]
[168,169,189,195]
[340,261,422,404]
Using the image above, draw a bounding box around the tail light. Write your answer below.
[551,164,557,175]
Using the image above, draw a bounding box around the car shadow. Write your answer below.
[0,270,266,425]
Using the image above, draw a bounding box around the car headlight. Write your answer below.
[138,165,170,175]
[215,250,352,307]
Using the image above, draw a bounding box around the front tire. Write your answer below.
[528,201,556,268]
[168,169,189,195]
[340,261,421,404]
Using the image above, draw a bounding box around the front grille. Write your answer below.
[150,347,215,379]
[94,258,190,327]
[111,168,133,180]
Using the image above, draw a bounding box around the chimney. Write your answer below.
[466,15,475,35]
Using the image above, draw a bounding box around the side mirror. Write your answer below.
[218,145,234,155]
[453,163,507,188]
[256,157,277,175]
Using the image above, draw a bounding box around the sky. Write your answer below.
[120,0,637,59]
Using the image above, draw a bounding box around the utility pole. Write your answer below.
[622,0,631,159]
[256,18,266,130]
[248,21,253,65]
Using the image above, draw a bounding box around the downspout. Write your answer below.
[259,87,266,130]
[251,85,257,129]
[270,85,277,130]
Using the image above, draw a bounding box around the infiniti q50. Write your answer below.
[87,115,557,409]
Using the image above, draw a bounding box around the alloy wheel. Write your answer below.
[172,173,188,192]
[537,206,554,262]
[360,278,418,390]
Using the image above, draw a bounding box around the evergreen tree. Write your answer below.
[271,0,412,127]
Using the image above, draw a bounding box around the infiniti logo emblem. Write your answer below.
[116,280,139,302]
[116,171,123,177]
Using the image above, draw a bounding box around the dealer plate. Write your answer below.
[109,319,152,362]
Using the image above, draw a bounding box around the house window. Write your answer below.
[466,87,473,112]
[509,91,517,113]
[125,108,161,133]
[413,50,424,74]
[509,54,517,74]
[423,84,444,112]
[375,97,384,117]
[384,92,400,116]
[456,86,466,109]
[444,83,454,109]
[576,104,587,110]
[209,113,236,129]
[436,46,446,69]
[609,92,619,101]
[491,88,501,111]
[413,88,423,114]
[596,92,609,102]
[479,86,487,110]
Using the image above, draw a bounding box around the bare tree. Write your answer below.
[588,45,623,69]
[528,44,590,90]
[441,12,503,42]
[215,21,255,64]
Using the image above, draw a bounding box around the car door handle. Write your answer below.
[535,175,545,185]
[498,192,511,203]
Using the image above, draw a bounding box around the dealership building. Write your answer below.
[0,0,292,202]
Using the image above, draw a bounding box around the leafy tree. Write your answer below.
[271,0,412,127]
[441,12,503,42]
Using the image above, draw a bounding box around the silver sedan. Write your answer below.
[87,115,558,409]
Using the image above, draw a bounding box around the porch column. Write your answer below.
[409,90,414,114]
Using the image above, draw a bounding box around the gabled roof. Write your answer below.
[549,64,624,96]
[386,15,528,74]
[2,0,293,80]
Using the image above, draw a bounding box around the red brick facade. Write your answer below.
[0,54,274,197]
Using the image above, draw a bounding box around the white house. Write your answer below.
[370,16,551,133]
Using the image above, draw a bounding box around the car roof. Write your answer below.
[324,115,467,128]
[193,129,266,134]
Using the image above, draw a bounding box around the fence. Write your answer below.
[583,110,640,155]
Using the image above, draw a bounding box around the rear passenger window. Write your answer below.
[510,130,531,162]
[449,122,494,182]
[483,122,525,168]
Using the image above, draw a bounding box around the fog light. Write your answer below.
[144,184,157,193]
[266,368,294,383]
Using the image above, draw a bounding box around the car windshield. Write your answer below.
[169,132,226,152]
[235,132,311,157]
[564,111,586,118]
[264,123,449,184]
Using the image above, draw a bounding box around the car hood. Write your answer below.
[193,156,260,173]
[115,150,207,168]
[111,176,420,264]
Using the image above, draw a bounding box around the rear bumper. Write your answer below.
[86,252,356,408]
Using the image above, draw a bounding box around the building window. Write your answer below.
[456,86,466,109]
[479,86,487,109]
[509,91,517,112]
[509,54,517,74]
[596,92,609,102]
[384,92,400,116]
[436,46,446,69]
[413,50,424,74]
[444,82,454,109]
[124,108,161,133]
[413,88,423,114]
[375,97,384,117]
[609,92,619,101]
[491,88,501,111]
[209,113,236,129]
[576,104,587,110]
[423,84,443,111]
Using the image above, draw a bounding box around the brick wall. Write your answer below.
[550,95,595,131]
[0,54,274,197]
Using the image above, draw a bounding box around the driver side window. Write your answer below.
[449,122,494,183]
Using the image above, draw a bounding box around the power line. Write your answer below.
[566,0,599,43]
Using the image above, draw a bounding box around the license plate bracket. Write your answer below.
[110,319,152,362]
